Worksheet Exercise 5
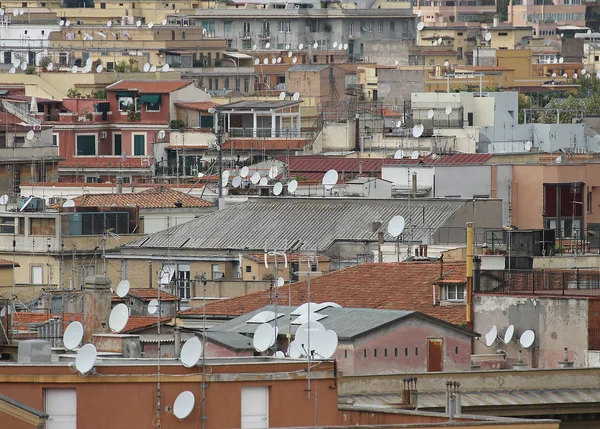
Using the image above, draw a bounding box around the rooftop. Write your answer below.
[107,80,194,94]
[219,100,301,110]
[181,261,467,325]
[123,316,171,333]
[174,101,218,112]
[127,288,181,302]
[222,138,310,151]
[287,64,331,72]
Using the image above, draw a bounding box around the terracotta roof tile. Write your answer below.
[12,312,82,333]
[52,186,213,209]
[128,288,181,301]
[222,139,310,151]
[181,262,467,325]
[174,102,218,111]
[59,158,151,169]
[107,80,194,93]
[0,259,17,267]
[123,316,171,333]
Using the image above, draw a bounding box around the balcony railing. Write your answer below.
[228,128,312,139]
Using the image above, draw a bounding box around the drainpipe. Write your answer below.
[377,231,383,263]
[174,327,182,358]
[466,222,474,351]
[148,260,153,289]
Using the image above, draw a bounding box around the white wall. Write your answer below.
[141,211,199,234]
[0,25,59,65]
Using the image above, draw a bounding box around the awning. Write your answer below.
[139,94,161,105]
[116,91,135,98]
[224,52,252,60]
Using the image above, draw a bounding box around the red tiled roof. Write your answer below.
[0,110,25,126]
[128,288,181,301]
[107,80,194,93]
[245,253,330,263]
[181,262,467,325]
[222,139,310,151]
[412,50,458,56]
[424,153,494,165]
[59,158,152,169]
[12,312,82,333]
[123,316,171,333]
[174,102,218,111]
[0,259,17,267]
[54,186,213,209]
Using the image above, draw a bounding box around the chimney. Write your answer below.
[377,230,384,262]
[359,160,363,175]
[423,244,428,257]
[148,260,153,288]
[439,254,444,278]
[83,275,112,344]
[116,176,123,194]
[412,172,417,199]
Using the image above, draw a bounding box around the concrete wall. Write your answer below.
[434,166,491,198]
[363,39,411,66]
[473,295,589,368]
[313,122,354,153]
[377,69,425,104]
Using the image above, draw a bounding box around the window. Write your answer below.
[384,348,387,357]
[498,32,508,36]
[245,265,252,272]
[133,134,145,156]
[378,21,383,32]
[144,96,161,112]
[394,347,398,357]
[347,22,354,34]
[31,265,43,285]
[243,22,251,35]
[215,79,219,90]
[100,2,106,7]
[373,349,377,357]
[113,133,122,156]
[118,96,134,112]
[45,389,76,429]
[596,56,600,62]
[52,133,59,147]
[224,77,230,90]
[176,263,190,299]
[344,350,348,358]
[363,349,367,358]
[244,78,250,93]
[76,134,96,156]
[235,77,240,91]
[588,190,593,213]
[455,346,459,355]
[415,347,419,356]
[0,217,15,234]
[200,114,214,128]
[404,347,408,357]
[369,21,374,32]
[445,284,466,301]
[277,21,291,32]
[86,177,100,183]
[211,263,221,279]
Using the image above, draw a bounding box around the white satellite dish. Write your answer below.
[26,130,34,141]
[273,351,285,358]
[253,323,275,352]
[553,58,558,64]
[147,299,159,315]
[343,43,348,50]
[75,344,97,375]
[427,109,434,119]
[13,59,20,68]
[288,341,303,358]
[107,20,112,27]
[555,156,562,163]
[63,321,84,351]
[222,170,230,183]
[559,57,564,64]
[65,20,70,26]
[394,60,399,66]
[136,20,142,27]
[563,73,568,78]
[180,336,203,367]
[259,177,268,186]
[520,330,535,348]
[173,391,195,420]
[299,43,304,50]
[0,195,8,205]
[268,166,278,179]
[47,63,54,71]
[96,64,103,73]
[387,215,405,238]
[71,66,78,74]
[295,321,326,354]
[254,58,260,65]
[313,42,318,49]
[252,44,257,50]
[263,58,269,65]
[445,106,452,115]
[288,179,298,193]
[273,182,283,196]
[12,9,17,16]
[8,68,15,74]
[108,303,129,333]
[162,19,167,25]
[504,324,515,343]
[19,8,24,15]
[232,176,242,188]
[271,58,277,64]
[551,72,556,77]
[279,91,286,100]
[524,141,532,151]
[437,37,442,44]
[20,62,27,71]
[444,60,450,67]
[162,64,170,72]
[148,22,154,29]
[62,199,75,208]
[410,150,419,160]
[394,149,404,159]
[433,41,438,47]
[265,42,271,49]
[412,124,424,138]
[277,57,282,64]
[322,169,338,190]
[314,330,338,359]
[250,172,261,184]
[59,19,64,26]
[485,32,492,41]
[86,58,92,67]
[292,57,298,64]
[150,66,157,72]
[484,325,498,347]
[157,130,166,139]
[573,73,578,79]
[292,92,300,101]
[417,22,425,31]
[333,42,338,48]
[288,51,293,58]
[143,63,150,72]
[116,279,130,298]
[417,9,422,17]
[240,166,249,177]
[338,43,344,50]
[277,277,285,287]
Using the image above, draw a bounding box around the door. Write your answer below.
[241,386,268,429]
[427,338,443,372]
[45,389,76,429]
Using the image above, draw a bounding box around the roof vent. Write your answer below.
[18,339,52,363]
[370,221,382,232]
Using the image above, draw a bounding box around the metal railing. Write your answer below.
[228,128,312,139]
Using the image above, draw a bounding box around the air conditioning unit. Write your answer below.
[100,131,107,139]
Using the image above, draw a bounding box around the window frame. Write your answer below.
[132,132,146,157]
[31,264,44,285]
[75,133,97,157]
[445,284,466,302]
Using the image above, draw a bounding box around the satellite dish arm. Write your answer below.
[264,253,269,269]
[283,253,288,268]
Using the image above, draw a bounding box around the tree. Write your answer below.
[497,0,510,22]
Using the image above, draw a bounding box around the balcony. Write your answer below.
[0,146,60,162]
[229,128,313,139]
[240,32,252,40]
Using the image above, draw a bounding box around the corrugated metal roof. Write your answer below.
[123,197,465,251]
[205,331,253,350]
[287,64,330,72]
[343,389,600,409]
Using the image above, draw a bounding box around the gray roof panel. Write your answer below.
[287,64,330,72]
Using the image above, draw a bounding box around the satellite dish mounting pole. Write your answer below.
[216,108,224,210]
[264,241,288,353]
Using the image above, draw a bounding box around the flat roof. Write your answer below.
[219,100,301,110]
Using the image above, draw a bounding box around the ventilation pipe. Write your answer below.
[466,222,474,334]
[355,114,360,152]
[377,230,384,263]
[412,172,417,199]
[359,161,363,175]
[116,176,123,194]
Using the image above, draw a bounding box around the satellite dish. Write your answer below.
[322,169,338,190]
[544,38,551,46]
[273,182,283,196]
[148,22,154,29]
[253,323,275,352]
[299,43,304,50]
[75,344,97,375]
[563,73,568,78]
[96,64,103,73]
[107,20,112,27]
[240,166,249,178]
[314,330,338,359]
[254,58,260,65]
[417,22,425,31]
[143,63,150,72]
[108,303,129,333]
[433,41,438,47]
[259,177,268,186]
[582,69,587,76]
[292,92,300,101]
[19,8,24,15]
[520,330,535,348]
[504,324,515,343]
[26,130,34,141]
[157,130,166,139]
[263,58,269,65]
[273,351,285,358]
[12,9,17,16]
[295,321,326,354]
[231,176,242,188]
[62,199,75,208]
[279,91,286,100]
[86,58,93,67]
[445,106,452,115]
[180,336,203,367]
[173,391,195,420]
[410,150,419,159]
[162,19,167,25]
[589,29,593,34]
[551,72,556,77]
[437,37,443,44]
[573,73,578,79]
[417,10,422,17]
[71,66,78,74]
[559,57,564,64]
[136,20,142,27]
[65,20,70,27]
[63,321,84,350]
[268,166,278,179]
[277,277,285,287]
[8,68,15,74]
[553,58,558,64]
[288,341,303,358]
[162,64,169,72]
[288,179,298,193]
[59,19,64,26]
[252,44,257,50]
[395,60,399,66]
[292,57,298,64]
[485,32,492,41]
[555,156,562,163]
[150,66,157,72]
[285,43,290,50]
[427,109,434,119]
[116,279,130,298]
[20,62,27,71]
[288,51,293,58]
[339,43,344,50]
[412,124,424,138]
[0,195,8,204]
[265,42,271,49]
[343,43,348,50]
[47,63,54,71]
[250,172,261,184]
[484,325,498,347]
[524,141,532,151]
[313,42,318,49]
[276,57,282,64]
[147,299,159,315]
[13,59,20,68]
[387,215,405,237]
[444,60,450,67]
[394,149,404,159]
[271,58,277,64]
[333,42,338,48]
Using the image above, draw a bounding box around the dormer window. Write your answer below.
[442,284,465,302]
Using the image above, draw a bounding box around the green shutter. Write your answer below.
[139,94,161,105]
[134,134,145,156]
[200,115,214,128]
[76,135,96,156]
